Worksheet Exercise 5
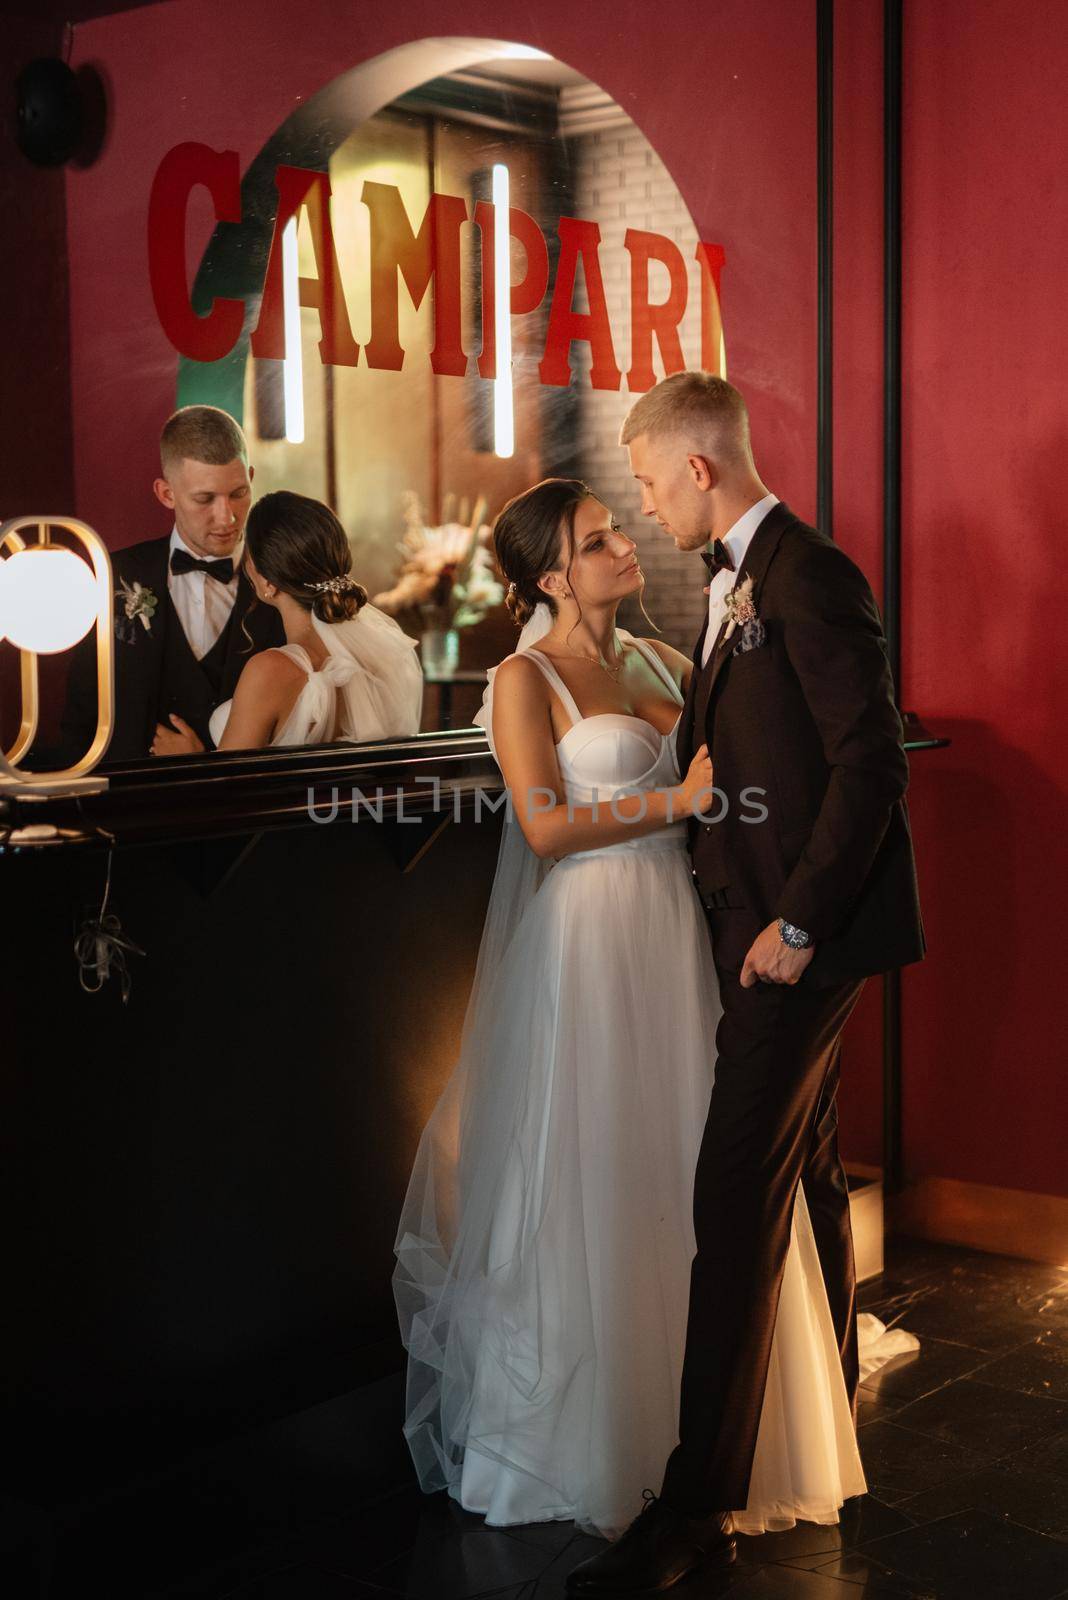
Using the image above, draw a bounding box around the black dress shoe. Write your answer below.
[565,1489,736,1595]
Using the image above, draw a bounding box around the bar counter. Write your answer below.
[2,730,508,1511]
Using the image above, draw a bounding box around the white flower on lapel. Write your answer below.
[723,574,756,640]
[118,577,158,633]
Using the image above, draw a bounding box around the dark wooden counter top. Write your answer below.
[0,713,946,855]
[0,728,503,852]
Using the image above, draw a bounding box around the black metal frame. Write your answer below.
[883,0,903,700]
[818,0,909,1194]
[882,0,905,1194]
[817,0,834,535]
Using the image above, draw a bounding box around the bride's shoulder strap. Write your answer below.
[267,642,314,676]
[498,648,582,728]
[622,632,684,704]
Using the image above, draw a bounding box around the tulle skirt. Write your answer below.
[393,834,916,1539]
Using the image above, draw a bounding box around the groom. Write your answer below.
[567,373,925,1594]
[60,405,284,764]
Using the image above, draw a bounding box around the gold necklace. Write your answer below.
[564,634,628,681]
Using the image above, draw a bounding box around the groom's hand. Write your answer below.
[151,714,205,757]
[740,922,816,988]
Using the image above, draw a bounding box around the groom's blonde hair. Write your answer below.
[620,371,752,466]
[160,405,248,475]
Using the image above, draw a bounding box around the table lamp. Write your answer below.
[0,515,114,794]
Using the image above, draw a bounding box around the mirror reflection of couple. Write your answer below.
[61,405,423,764]
[394,371,926,1595]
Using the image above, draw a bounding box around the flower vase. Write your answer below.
[420,622,460,676]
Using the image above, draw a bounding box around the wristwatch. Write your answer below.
[777,918,813,950]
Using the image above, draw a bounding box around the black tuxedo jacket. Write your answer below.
[60,533,286,764]
[676,501,925,985]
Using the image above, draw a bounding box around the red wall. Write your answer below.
[9,0,1064,1198]
[0,14,73,513]
[830,0,1068,1199]
[898,1,1068,1195]
[0,13,75,746]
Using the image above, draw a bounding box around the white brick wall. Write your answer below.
[569,125,710,654]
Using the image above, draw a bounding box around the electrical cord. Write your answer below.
[72,824,146,1004]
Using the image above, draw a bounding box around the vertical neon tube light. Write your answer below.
[492,163,514,459]
[282,217,305,445]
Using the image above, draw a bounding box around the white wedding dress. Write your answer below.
[393,611,917,1541]
[208,604,423,748]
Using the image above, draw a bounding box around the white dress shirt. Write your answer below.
[167,527,244,660]
[700,493,780,667]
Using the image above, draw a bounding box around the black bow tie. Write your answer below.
[701,542,735,576]
[170,549,235,583]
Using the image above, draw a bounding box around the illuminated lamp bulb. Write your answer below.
[0,545,99,653]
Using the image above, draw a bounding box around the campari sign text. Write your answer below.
[148,142,726,391]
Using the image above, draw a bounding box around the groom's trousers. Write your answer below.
[660,959,866,1514]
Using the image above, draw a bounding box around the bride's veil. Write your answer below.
[392,601,556,1491]
[309,601,423,741]
[463,599,555,993]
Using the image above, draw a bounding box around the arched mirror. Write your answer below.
[145,38,727,755]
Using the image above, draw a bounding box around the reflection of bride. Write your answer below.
[393,478,916,1543]
[205,490,423,750]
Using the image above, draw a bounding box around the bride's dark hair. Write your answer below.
[492,476,661,641]
[492,478,591,629]
[244,491,368,624]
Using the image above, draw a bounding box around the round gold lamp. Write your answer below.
[0,516,114,794]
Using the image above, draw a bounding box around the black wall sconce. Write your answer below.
[15,58,83,167]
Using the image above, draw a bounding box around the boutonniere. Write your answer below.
[117,577,159,636]
[722,573,757,640]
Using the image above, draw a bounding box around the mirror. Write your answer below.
[95,43,727,770]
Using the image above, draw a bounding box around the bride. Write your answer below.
[393,477,915,1544]
[153,490,423,753]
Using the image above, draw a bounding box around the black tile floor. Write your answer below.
[8,1236,1068,1599]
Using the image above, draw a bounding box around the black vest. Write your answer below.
[156,587,256,747]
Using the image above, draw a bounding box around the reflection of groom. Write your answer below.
[568,373,925,1595]
[61,405,284,764]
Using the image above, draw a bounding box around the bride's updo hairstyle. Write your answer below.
[493,477,592,629]
[245,491,368,624]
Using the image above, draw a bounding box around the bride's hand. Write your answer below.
[676,743,714,815]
